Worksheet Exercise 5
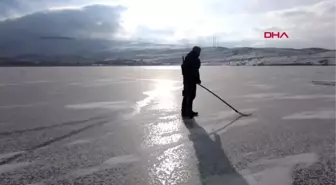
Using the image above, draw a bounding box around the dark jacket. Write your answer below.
[181,50,201,84]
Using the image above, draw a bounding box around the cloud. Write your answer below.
[0,4,128,56]
[0,0,24,18]
[192,0,335,49]
[258,0,336,48]
[0,0,334,50]
[131,26,176,44]
[119,0,335,49]
[0,4,125,40]
[245,0,323,12]
[0,0,117,18]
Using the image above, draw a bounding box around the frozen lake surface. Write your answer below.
[0,66,335,185]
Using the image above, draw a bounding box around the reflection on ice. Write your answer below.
[159,114,180,121]
[149,145,190,185]
[142,121,183,148]
[153,133,183,146]
[135,79,182,113]
[152,121,181,135]
[66,101,129,110]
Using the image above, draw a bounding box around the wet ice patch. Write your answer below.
[214,118,259,134]
[68,79,136,87]
[140,66,180,70]
[81,80,136,87]
[198,109,256,123]
[66,101,130,110]
[0,162,32,174]
[283,110,335,120]
[247,84,274,90]
[211,110,237,120]
[312,80,336,86]
[104,155,139,165]
[65,132,115,147]
[243,93,335,101]
[282,94,335,100]
[243,93,288,99]
[70,155,139,177]
[241,153,318,185]
[70,167,101,177]
[103,132,115,137]
[137,78,181,83]
[237,108,257,116]
[0,81,49,87]
[0,151,24,160]
[207,116,258,136]
[94,78,133,82]
[197,110,237,123]
[197,109,257,134]
[234,118,259,127]
[22,80,49,84]
[66,139,91,146]
[0,102,47,109]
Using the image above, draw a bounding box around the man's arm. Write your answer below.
[181,56,185,75]
[195,58,201,84]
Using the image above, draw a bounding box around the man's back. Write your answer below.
[182,48,201,84]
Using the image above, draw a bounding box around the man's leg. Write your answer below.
[184,96,193,118]
[181,86,189,116]
[189,83,198,116]
[181,94,187,115]
[182,83,193,118]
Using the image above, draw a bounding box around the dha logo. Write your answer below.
[264,32,289,39]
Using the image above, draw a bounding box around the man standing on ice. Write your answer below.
[181,46,202,119]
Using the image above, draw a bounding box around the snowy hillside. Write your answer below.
[129,47,336,66]
[0,40,335,66]
[226,50,336,66]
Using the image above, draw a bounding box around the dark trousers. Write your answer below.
[181,83,196,114]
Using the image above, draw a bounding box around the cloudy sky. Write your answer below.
[0,0,335,49]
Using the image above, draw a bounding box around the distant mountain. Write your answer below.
[0,38,334,66]
[39,36,75,40]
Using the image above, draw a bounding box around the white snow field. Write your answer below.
[1,47,335,66]
[0,66,334,185]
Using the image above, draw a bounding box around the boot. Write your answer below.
[181,111,194,119]
[191,111,199,116]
